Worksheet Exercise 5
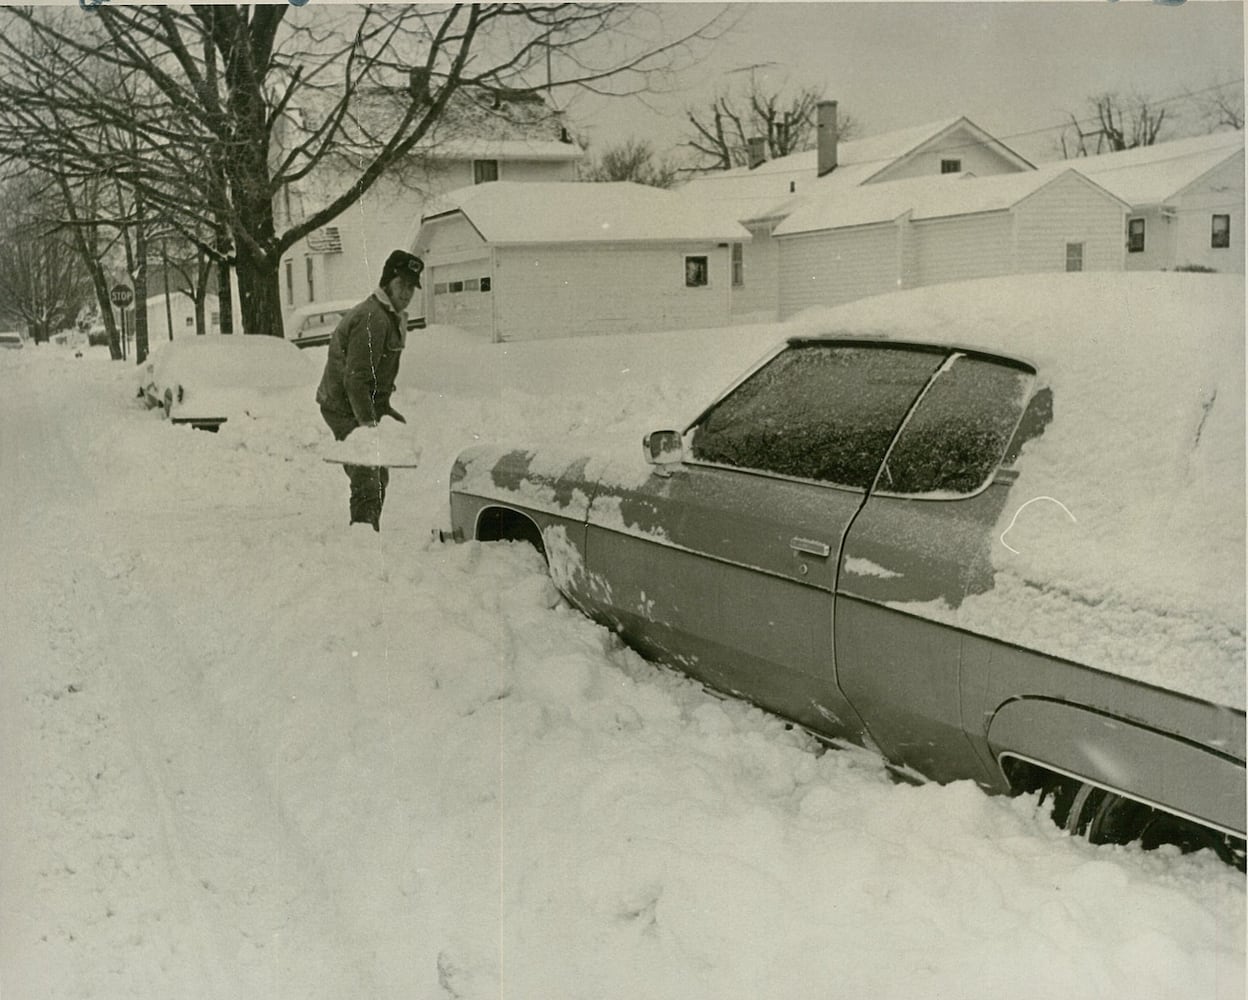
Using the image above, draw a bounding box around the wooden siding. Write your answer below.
[499,159,579,183]
[777,224,898,318]
[1120,207,1172,272]
[731,226,780,322]
[421,214,489,259]
[1014,173,1126,274]
[871,124,1029,184]
[910,214,1014,288]
[284,160,575,311]
[494,244,732,340]
[1172,154,1245,274]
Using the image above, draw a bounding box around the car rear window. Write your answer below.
[690,343,944,489]
[875,354,1034,496]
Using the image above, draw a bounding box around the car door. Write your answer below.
[835,352,1039,782]
[580,341,948,740]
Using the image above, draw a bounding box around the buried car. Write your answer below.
[446,273,1247,863]
[138,334,320,431]
[284,299,357,350]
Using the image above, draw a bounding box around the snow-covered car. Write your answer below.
[0,331,24,349]
[138,334,320,431]
[446,272,1246,864]
[284,300,357,349]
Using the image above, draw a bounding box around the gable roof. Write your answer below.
[676,117,965,224]
[677,116,1033,227]
[859,116,1035,183]
[773,168,1126,236]
[1066,130,1244,206]
[422,181,750,245]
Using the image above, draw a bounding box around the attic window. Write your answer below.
[1065,242,1084,272]
[473,159,499,184]
[685,255,709,288]
[940,158,962,174]
[1127,218,1145,253]
[1212,214,1230,249]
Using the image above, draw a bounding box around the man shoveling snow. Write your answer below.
[315,249,424,531]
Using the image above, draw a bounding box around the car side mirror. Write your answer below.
[643,429,683,476]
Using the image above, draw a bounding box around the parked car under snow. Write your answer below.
[138,334,319,431]
[284,300,357,350]
[446,272,1246,864]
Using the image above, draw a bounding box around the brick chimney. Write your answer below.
[817,100,839,176]
[747,136,767,170]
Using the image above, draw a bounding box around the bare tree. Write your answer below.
[582,138,678,188]
[0,177,92,343]
[1060,91,1173,157]
[0,5,727,342]
[685,80,861,170]
[1188,77,1245,132]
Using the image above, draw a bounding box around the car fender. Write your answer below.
[450,444,606,523]
[988,697,1246,838]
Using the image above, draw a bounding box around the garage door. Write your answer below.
[430,259,493,338]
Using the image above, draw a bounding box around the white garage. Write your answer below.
[413,181,750,341]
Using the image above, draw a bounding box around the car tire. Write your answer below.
[1041,775,1245,868]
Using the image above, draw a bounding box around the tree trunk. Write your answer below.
[234,241,283,337]
[194,252,211,335]
[80,240,122,360]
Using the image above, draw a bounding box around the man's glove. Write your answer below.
[384,405,407,424]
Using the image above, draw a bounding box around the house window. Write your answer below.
[1065,242,1084,272]
[685,255,709,288]
[284,260,294,306]
[1127,218,1145,253]
[480,276,492,292]
[464,278,479,291]
[1212,214,1231,249]
[449,280,464,293]
[210,312,220,327]
[473,159,499,184]
[305,257,315,302]
[433,282,448,294]
[940,158,962,174]
[731,243,744,287]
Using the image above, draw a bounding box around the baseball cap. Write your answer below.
[381,250,424,288]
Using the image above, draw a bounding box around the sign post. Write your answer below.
[110,284,134,361]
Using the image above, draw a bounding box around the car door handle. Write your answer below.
[790,537,831,558]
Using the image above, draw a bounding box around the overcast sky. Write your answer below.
[561,1,1245,164]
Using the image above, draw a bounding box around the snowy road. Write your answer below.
[0,341,1243,1000]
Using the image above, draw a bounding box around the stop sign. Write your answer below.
[109,284,134,307]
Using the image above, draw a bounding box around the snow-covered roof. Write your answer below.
[144,291,219,307]
[423,138,582,162]
[677,116,1034,228]
[1066,130,1244,206]
[773,167,1125,236]
[676,117,965,225]
[422,181,751,245]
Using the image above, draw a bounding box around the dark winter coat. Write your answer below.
[315,290,406,426]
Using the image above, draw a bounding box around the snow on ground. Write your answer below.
[0,317,1244,1000]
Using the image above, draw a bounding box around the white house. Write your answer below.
[144,291,221,343]
[1067,130,1244,274]
[771,168,1128,317]
[678,104,1037,322]
[412,181,751,341]
[276,89,582,333]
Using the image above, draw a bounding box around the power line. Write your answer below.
[684,77,1244,179]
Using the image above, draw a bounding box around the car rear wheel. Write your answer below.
[1040,775,1245,869]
